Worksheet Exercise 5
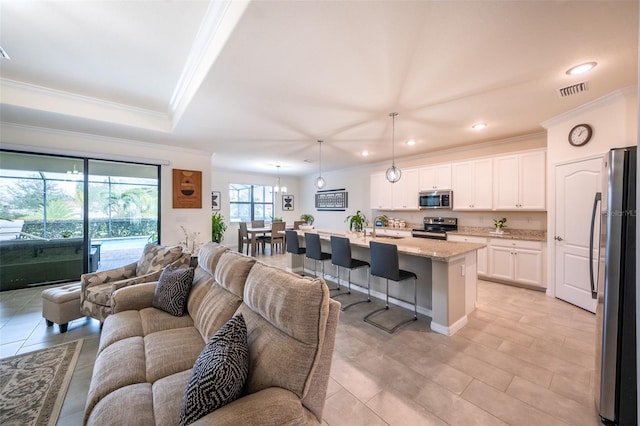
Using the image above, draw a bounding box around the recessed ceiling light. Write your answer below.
[566,62,597,75]
[361,150,369,157]
[406,139,416,146]
[472,123,487,130]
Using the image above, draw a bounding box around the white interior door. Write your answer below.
[554,157,602,313]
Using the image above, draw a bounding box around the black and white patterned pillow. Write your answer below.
[152,265,195,316]
[179,314,249,426]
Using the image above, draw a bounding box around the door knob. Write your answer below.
[554,236,563,241]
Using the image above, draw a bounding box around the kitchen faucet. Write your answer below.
[371,216,387,238]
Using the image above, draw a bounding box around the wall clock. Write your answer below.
[568,123,593,146]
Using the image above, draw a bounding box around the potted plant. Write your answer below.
[345,210,368,233]
[493,217,507,234]
[300,213,314,225]
[211,212,227,243]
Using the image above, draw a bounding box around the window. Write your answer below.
[229,184,273,223]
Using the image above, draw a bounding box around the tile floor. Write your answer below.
[0,250,601,425]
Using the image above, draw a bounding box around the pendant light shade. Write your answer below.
[274,165,287,193]
[315,140,325,189]
[386,112,402,183]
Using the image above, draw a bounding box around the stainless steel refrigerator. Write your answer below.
[591,146,636,426]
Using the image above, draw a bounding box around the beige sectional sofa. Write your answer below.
[84,242,340,425]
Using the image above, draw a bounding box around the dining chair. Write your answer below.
[251,220,265,227]
[364,240,417,333]
[293,221,306,230]
[330,235,371,309]
[238,222,251,255]
[263,221,286,255]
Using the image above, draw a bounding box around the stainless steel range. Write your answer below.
[412,217,457,240]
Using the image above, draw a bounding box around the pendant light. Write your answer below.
[315,140,326,189]
[273,165,287,193]
[385,112,402,183]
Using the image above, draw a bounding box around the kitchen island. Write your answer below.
[288,230,485,336]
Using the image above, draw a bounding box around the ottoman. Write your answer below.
[42,283,83,333]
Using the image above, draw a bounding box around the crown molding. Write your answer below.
[0,122,211,161]
[169,0,250,127]
[540,85,638,129]
[1,78,172,132]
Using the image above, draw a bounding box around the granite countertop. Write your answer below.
[298,229,485,262]
[448,226,546,242]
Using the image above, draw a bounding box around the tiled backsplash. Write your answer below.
[373,210,547,231]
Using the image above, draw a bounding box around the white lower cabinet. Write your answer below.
[488,239,544,288]
[447,235,487,276]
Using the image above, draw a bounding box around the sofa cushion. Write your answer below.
[197,242,229,276]
[193,284,243,342]
[84,283,113,307]
[86,383,155,426]
[179,314,249,426]
[85,337,147,420]
[153,370,191,426]
[237,262,329,399]
[214,251,256,298]
[140,307,195,336]
[152,265,195,316]
[137,244,183,276]
[145,327,205,383]
[98,310,144,354]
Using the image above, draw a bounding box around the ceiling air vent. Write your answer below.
[557,81,588,97]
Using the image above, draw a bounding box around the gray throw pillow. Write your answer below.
[179,314,249,426]
[152,265,195,316]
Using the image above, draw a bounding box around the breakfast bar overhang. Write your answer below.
[288,230,485,336]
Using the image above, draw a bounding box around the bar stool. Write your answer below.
[330,235,371,310]
[364,241,417,333]
[304,232,332,280]
[285,230,306,269]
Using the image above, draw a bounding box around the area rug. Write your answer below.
[0,339,83,426]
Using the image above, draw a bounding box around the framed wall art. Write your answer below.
[315,189,348,211]
[211,191,221,211]
[282,194,294,211]
[172,169,202,209]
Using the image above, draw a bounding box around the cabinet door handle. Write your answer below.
[554,236,563,241]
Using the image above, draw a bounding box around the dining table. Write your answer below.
[243,226,271,257]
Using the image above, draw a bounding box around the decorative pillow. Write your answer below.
[152,265,195,316]
[179,314,249,426]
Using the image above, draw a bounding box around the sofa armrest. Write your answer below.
[111,282,158,313]
[192,387,317,426]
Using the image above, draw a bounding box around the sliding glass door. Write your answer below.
[87,160,159,270]
[0,151,160,290]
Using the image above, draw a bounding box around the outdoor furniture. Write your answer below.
[42,282,83,333]
[80,243,190,322]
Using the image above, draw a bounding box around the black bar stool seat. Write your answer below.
[285,230,306,272]
[304,233,334,285]
[364,240,418,333]
[330,235,371,309]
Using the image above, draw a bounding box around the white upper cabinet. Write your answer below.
[493,151,545,210]
[370,172,393,210]
[419,164,452,190]
[370,168,419,210]
[451,158,493,210]
[392,168,419,210]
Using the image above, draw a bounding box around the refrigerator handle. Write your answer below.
[589,192,602,299]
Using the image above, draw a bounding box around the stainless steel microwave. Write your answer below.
[418,190,452,209]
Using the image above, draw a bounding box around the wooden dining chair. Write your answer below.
[238,222,251,255]
[263,221,286,255]
[293,221,306,230]
[251,220,265,227]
